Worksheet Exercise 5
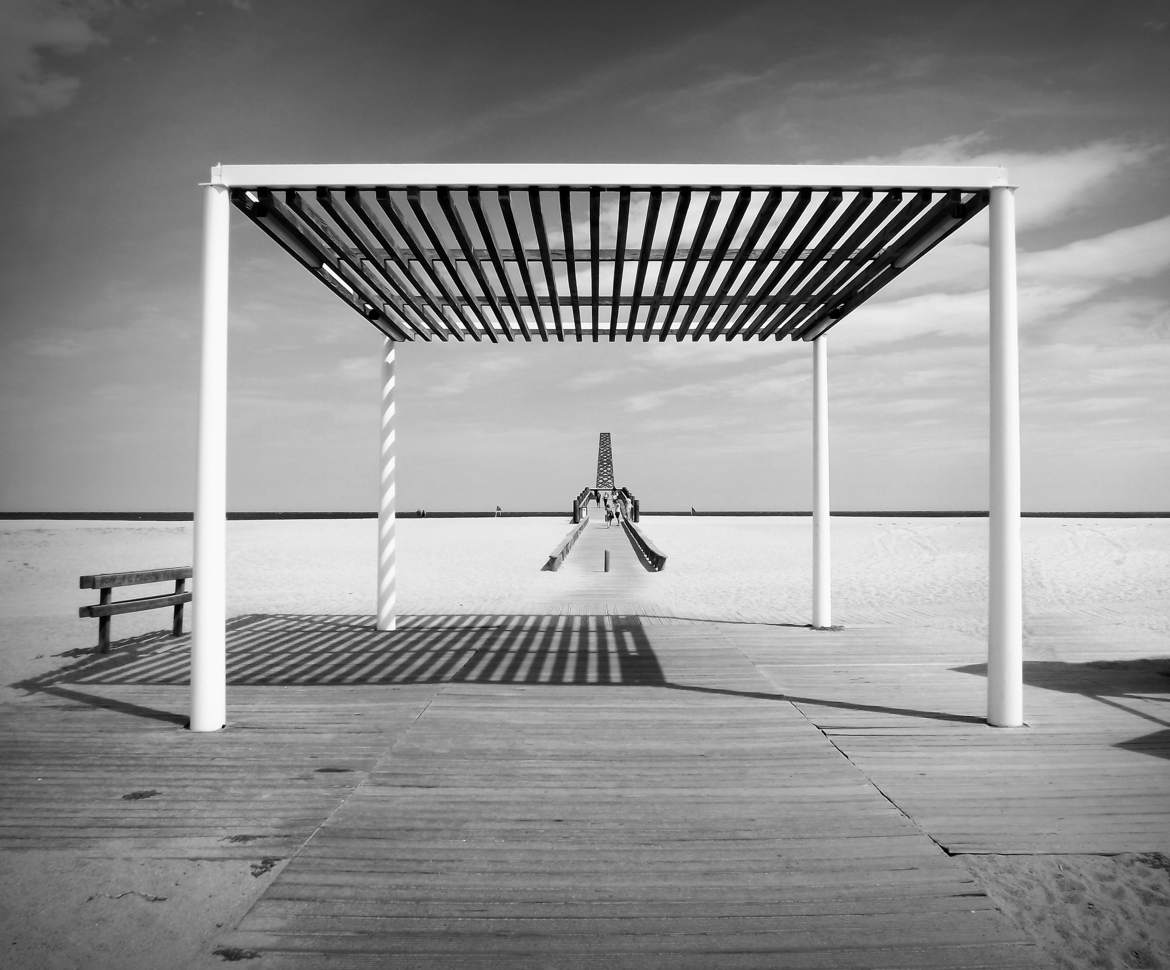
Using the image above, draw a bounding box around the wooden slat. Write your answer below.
[767,189,904,341]
[496,189,544,339]
[729,189,843,340]
[659,187,722,340]
[791,191,962,339]
[313,189,435,342]
[373,188,467,341]
[643,188,691,340]
[80,567,191,589]
[751,189,874,340]
[626,188,661,341]
[528,189,564,341]
[436,189,509,343]
[273,190,412,342]
[609,187,630,341]
[707,188,811,340]
[341,189,453,342]
[589,187,601,341]
[414,188,490,343]
[780,189,931,338]
[676,187,752,340]
[233,190,406,343]
[559,187,583,341]
[79,591,191,619]
[795,192,988,341]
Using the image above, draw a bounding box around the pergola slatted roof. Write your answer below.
[226,164,997,344]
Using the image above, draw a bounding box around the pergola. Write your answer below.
[193,163,1021,732]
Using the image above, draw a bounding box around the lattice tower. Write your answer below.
[595,433,614,490]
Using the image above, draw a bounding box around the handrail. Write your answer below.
[544,510,590,571]
[621,518,666,571]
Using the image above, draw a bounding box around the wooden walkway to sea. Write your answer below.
[3,529,1168,967]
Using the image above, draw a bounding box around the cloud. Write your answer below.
[0,0,107,122]
[860,137,1161,231]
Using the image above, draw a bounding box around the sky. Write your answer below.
[0,0,1167,513]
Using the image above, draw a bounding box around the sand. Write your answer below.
[2,515,1168,968]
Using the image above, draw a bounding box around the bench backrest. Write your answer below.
[80,567,193,590]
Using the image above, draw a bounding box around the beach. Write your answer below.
[1,515,1168,968]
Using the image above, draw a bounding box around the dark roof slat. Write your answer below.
[528,189,564,341]
[233,190,407,342]
[644,188,691,341]
[708,188,811,340]
[795,191,988,340]
[609,188,630,342]
[467,188,529,340]
[342,188,452,342]
[498,189,545,339]
[589,188,601,341]
[752,189,876,340]
[779,190,932,338]
[315,189,435,342]
[273,190,411,341]
[434,188,505,343]
[691,189,781,341]
[406,187,491,341]
[559,188,582,341]
[730,189,843,340]
[767,189,903,341]
[662,188,723,340]
[373,188,466,341]
[626,188,662,342]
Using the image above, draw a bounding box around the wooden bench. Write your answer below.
[79,567,193,653]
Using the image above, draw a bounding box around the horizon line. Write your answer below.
[2,510,1167,521]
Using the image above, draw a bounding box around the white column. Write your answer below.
[191,178,230,732]
[812,335,831,628]
[988,185,1023,727]
[377,339,398,631]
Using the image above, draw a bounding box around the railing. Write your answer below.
[544,510,591,571]
[572,486,593,524]
[79,567,193,653]
[621,518,666,571]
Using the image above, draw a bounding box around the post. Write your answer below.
[988,185,1023,727]
[172,577,186,637]
[98,587,111,654]
[812,336,831,628]
[377,338,398,632]
[191,176,230,732]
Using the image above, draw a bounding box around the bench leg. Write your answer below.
[173,579,186,636]
[97,587,111,653]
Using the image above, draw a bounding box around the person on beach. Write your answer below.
[495,505,502,517]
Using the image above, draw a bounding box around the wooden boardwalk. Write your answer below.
[4,562,1168,966]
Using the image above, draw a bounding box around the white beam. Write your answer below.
[376,339,398,632]
[812,336,831,629]
[216,163,1009,192]
[988,185,1023,727]
[191,180,230,732]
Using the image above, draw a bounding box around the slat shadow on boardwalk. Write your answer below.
[8,613,1053,968]
[9,609,1167,967]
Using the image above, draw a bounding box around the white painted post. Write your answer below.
[812,336,831,629]
[988,186,1023,727]
[377,339,398,631]
[191,177,230,732]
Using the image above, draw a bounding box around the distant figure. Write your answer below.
[495,505,502,517]
[605,506,613,528]
[691,506,696,515]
